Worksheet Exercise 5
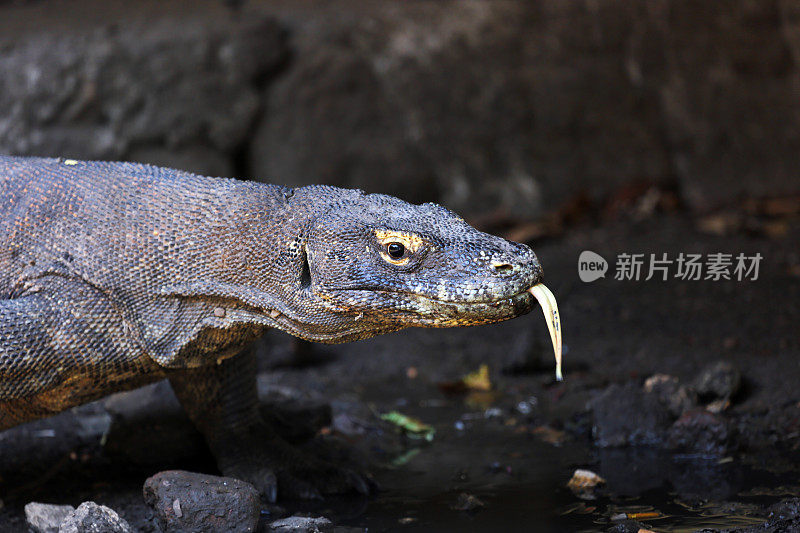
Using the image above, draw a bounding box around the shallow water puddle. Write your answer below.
[327,380,800,532]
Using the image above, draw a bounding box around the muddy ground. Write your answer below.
[0,210,798,532]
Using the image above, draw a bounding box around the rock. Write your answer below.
[58,502,133,533]
[666,408,730,455]
[252,1,800,218]
[718,498,800,532]
[705,398,731,414]
[0,7,286,173]
[595,448,669,496]
[268,516,333,532]
[25,502,75,533]
[103,381,211,467]
[659,2,800,211]
[2,0,798,221]
[0,405,111,483]
[668,457,740,501]
[567,469,606,500]
[450,492,486,512]
[143,470,261,533]
[250,1,672,221]
[642,374,697,417]
[589,383,672,447]
[2,0,798,220]
[693,361,741,402]
[605,521,648,533]
[767,498,800,521]
[256,384,332,444]
[105,381,332,465]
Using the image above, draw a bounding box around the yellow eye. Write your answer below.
[375,230,424,265]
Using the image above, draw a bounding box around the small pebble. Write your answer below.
[567,469,606,500]
[268,516,333,532]
[58,502,133,533]
[451,492,485,512]
[693,361,741,401]
[25,503,74,533]
[484,407,503,418]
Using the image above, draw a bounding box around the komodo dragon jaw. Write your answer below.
[270,186,544,343]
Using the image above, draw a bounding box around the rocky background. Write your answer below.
[1,0,798,220]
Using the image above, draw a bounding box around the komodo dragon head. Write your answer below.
[261,185,561,377]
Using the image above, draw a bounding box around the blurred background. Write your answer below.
[0,1,799,532]
[2,0,798,220]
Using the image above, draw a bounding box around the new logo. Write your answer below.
[578,250,608,282]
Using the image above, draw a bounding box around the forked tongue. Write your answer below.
[528,284,563,381]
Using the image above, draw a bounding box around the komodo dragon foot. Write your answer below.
[168,348,373,501]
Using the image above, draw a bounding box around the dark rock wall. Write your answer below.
[0,5,286,177]
[0,0,797,218]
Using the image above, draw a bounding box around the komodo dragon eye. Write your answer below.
[386,242,405,259]
[375,230,423,266]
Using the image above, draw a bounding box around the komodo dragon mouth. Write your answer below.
[410,281,563,380]
[320,282,563,381]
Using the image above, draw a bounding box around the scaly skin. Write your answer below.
[0,155,544,500]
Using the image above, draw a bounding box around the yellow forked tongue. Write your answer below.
[528,284,563,381]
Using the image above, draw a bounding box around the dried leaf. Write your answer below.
[438,364,493,394]
[462,364,492,391]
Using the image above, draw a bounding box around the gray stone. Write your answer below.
[256,384,332,444]
[143,470,261,533]
[2,0,799,222]
[666,408,731,455]
[268,516,333,533]
[451,492,486,512]
[251,0,800,220]
[693,361,741,401]
[1,0,799,226]
[642,374,698,417]
[103,380,331,465]
[589,382,672,447]
[58,502,133,533]
[103,381,210,467]
[255,1,652,219]
[25,502,75,533]
[658,1,800,211]
[0,8,285,175]
[606,520,649,533]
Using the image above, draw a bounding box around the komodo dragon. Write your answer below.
[0,155,561,501]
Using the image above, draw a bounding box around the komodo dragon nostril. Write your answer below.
[490,261,514,274]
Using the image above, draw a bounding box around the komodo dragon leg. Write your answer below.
[0,277,163,431]
[168,348,371,502]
